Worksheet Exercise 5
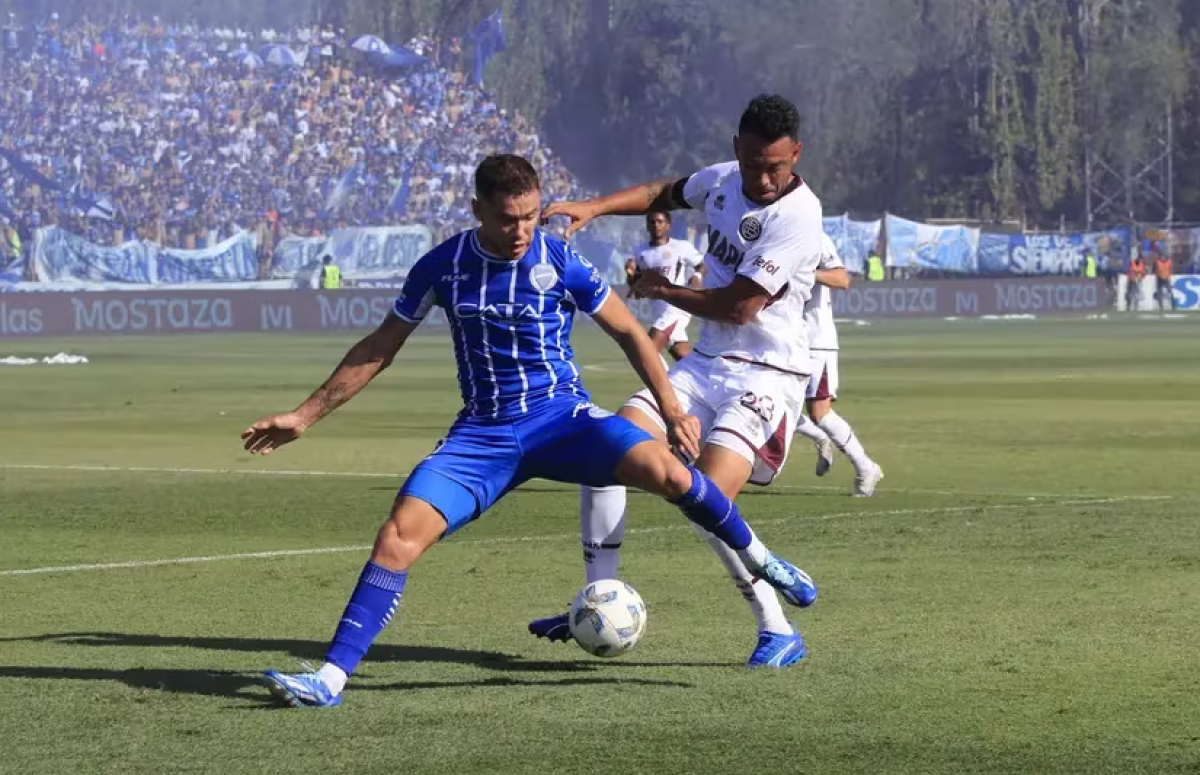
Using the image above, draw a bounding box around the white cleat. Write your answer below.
[853,463,883,497]
[815,438,835,477]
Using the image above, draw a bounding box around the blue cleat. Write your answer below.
[747,626,806,668]
[262,668,342,708]
[528,612,573,642]
[756,555,818,608]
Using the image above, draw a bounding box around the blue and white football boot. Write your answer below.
[747,626,806,668]
[261,666,342,708]
[755,555,819,608]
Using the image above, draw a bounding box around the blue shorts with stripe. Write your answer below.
[399,397,655,535]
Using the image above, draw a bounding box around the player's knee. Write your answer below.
[615,444,692,501]
[371,498,447,570]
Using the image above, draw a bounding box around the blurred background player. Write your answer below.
[242,154,817,707]
[793,234,884,496]
[626,211,705,361]
[534,94,823,668]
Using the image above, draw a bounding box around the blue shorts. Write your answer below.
[399,399,655,535]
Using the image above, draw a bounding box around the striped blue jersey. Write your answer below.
[392,228,611,421]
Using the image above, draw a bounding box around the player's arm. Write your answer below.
[816,266,850,289]
[639,275,771,325]
[624,257,639,284]
[637,208,822,325]
[564,245,699,457]
[242,254,437,455]
[591,294,699,459]
[241,315,415,455]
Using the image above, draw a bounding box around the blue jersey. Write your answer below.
[393,228,611,421]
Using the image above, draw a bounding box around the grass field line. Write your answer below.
[0,495,1166,578]
[0,462,1148,501]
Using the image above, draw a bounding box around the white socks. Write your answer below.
[818,410,873,473]
[317,663,349,695]
[580,485,791,636]
[580,486,627,583]
[793,414,830,443]
[693,524,792,636]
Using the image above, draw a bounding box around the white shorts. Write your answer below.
[648,301,692,345]
[805,351,839,400]
[625,354,808,486]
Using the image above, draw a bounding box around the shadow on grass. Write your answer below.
[0,631,735,678]
[0,664,693,707]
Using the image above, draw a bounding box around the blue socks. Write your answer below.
[672,467,753,550]
[324,561,408,676]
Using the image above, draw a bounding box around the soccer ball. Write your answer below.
[568,579,647,658]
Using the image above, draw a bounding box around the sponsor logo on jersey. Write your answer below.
[529,263,558,293]
[441,273,471,282]
[454,302,538,321]
[706,225,745,269]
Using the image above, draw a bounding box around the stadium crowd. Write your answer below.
[0,14,589,266]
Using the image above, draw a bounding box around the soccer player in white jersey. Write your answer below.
[627,211,705,361]
[534,94,832,668]
[793,235,884,496]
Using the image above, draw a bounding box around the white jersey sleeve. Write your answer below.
[681,161,739,210]
[737,191,824,297]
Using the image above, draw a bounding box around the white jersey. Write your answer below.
[682,160,824,375]
[806,234,842,351]
[632,239,704,285]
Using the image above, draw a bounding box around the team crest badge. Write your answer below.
[739,216,763,242]
[530,263,558,293]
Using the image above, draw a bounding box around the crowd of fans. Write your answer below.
[0,14,595,269]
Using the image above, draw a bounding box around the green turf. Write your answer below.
[2,318,1199,774]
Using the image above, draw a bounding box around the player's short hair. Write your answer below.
[474,154,540,201]
[647,211,672,224]
[738,94,801,142]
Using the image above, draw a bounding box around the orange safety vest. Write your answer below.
[1128,259,1146,281]
[1155,257,1172,280]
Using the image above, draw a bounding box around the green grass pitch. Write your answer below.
[1,318,1199,774]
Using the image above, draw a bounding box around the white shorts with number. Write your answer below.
[805,350,840,400]
[625,354,808,486]
[648,300,692,344]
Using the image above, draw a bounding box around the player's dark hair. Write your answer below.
[647,211,672,224]
[738,94,801,142]
[474,154,540,201]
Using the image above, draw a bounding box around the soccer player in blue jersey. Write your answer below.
[243,154,817,708]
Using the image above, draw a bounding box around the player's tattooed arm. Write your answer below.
[295,314,415,426]
[542,178,690,237]
[242,310,417,455]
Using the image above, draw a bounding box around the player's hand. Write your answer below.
[632,270,672,299]
[663,410,702,461]
[541,200,597,238]
[241,412,309,455]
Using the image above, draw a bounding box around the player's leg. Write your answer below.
[687,442,805,666]
[528,404,666,642]
[806,356,882,496]
[795,359,835,476]
[527,401,816,607]
[664,314,693,361]
[262,425,520,708]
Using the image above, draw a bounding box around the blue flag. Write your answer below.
[388,163,413,215]
[470,9,506,87]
